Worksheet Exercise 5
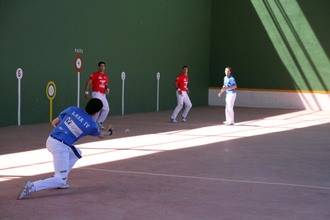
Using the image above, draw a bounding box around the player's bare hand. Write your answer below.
[84,91,91,99]
[99,125,113,138]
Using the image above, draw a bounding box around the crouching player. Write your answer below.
[18,98,112,200]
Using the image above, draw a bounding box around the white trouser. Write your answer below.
[171,91,192,120]
[33,136,81,191]
[225,93,237,124]
[91,91,109,124]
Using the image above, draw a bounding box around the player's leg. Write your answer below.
[230,93,237,123]
[97,95,109,124]
[33,138,70,191]
[58,148,82,189]
[91,92,101,122]
[91,92,109,125]
[18,137,70,199]
[225,93,236,125]
[67,148,81,173]
[225,94,230,124]
[171,91,184,122]
[181,92,192,122]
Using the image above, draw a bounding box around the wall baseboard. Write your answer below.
[209,88,330,110]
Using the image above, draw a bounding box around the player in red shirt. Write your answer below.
[170,66,192,123]
[84,61,110,127]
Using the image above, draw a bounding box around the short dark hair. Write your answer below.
[182,65,188,69]
[98,61,106,67]
[85,98,103,115]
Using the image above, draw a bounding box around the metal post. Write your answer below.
[18,79,21,126]
[77,72,80,107]
[156,72,160,112]
[16,68,23,126]
[121,72,126,116]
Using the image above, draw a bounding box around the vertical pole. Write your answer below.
[18,79,21,126]
[121,72,126,116]
[77,72,80,107]
[156,79,159,112]
[16,68,23,126]
[50,100,53,122]
[122,80,125,116]
[156,72,160,112]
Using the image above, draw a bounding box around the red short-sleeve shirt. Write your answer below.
[175,73,189,92]
[89,71,109,94]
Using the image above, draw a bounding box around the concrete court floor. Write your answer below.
[0,106,330,220]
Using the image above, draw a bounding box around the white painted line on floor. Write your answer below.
[81,167,330,191]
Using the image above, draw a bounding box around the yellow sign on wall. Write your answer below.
[46,81,56,122]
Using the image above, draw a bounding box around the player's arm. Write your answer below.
[99,129,112,138]
[222,85,237,91]
[51,107,71,127]
[90,124,113,139]
[84,78,92,98]
[219,86,226,92]
[99,124,113,138]
[226,78,237,90]
[106,76,110,94]
[176,77,182,94]
[229,85,237,90]
[51,117,60,128]
[218,79,226,95]
[218,87,226,97]
[105,83,110,94]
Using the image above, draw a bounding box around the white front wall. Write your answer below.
[209,88,330,110]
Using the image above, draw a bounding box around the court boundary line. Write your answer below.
[80,167,330,191]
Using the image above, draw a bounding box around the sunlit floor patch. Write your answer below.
[0,110,329,182]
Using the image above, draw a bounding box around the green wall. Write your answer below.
[1,0,329,126]
[0,0,211,126]
[210,0,330,91]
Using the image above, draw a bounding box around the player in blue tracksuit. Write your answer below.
[219,67,237,125]
[18,98,111,199]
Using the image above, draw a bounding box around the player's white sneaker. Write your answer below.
[223,121,234,126]
[17,181,35,200]
[57,183,70,189]
[181,118,187,122]
[170,118,178,123]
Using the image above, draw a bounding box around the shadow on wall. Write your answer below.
[251,0,330,110]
